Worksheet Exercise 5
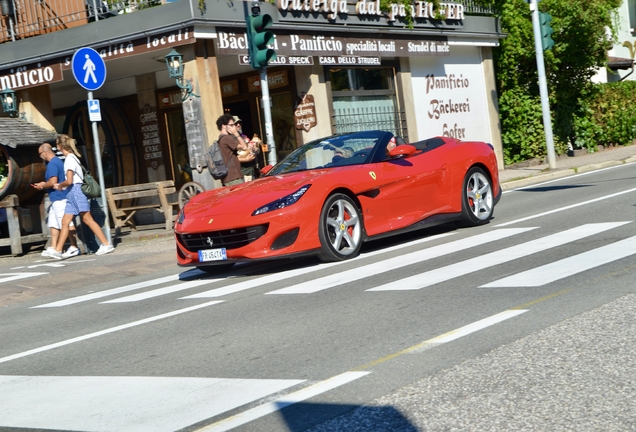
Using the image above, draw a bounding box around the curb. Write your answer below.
[500,157,636,190]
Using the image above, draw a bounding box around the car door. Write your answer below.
[368,151,451,231]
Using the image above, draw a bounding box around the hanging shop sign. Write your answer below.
[158,90,183,109]
[248,70,289,92]
[221,79,240,97]
[217,31,449,58]
[294,93,317,132]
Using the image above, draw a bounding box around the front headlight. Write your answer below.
[252,185,311,216]
[176,207,185,225]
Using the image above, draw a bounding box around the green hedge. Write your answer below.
[501,81,636,165]
[573,81,636,152]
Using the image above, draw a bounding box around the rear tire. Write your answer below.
[318,193,364,262]
[460,167,494,226]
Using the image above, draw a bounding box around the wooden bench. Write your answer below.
[105,180,178,232]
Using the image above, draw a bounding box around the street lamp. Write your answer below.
[0,87,18,116]
[164,49,197,100]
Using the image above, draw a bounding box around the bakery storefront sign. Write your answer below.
[61,27,195,69]
[0,62,63,91]
[277,0,464,23]
[217,31,449,58]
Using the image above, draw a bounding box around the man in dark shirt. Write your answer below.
[215,114,251,186]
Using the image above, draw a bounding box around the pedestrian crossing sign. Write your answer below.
[71,47,107,91]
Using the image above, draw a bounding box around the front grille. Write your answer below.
[178,224,269,252]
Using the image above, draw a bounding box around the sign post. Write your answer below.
[71,47,111,244]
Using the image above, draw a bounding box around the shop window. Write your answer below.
[329,67,406,139]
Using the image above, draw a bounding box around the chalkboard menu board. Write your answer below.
[182,97,207,168]
[139,104,162,170]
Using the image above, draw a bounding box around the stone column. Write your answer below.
[293,61,333,144]
[397,57,418,142]
[16,86,55,130]
[181,40,224,190]
[481,46,504,170]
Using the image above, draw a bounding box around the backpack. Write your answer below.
[205,137,228,180]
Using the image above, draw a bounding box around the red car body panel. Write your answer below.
[175,133,500,267]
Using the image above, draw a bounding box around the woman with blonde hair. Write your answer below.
[50,134,114,258]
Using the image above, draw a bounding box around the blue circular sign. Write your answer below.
[71,48,107,91]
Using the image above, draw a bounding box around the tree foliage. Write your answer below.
[491,0,621,164]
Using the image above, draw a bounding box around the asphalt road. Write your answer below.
[1,162,636,431]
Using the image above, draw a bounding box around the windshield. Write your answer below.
[267,131,391,176]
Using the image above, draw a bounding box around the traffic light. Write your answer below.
[246,11,276,69]
[539,12,555,51]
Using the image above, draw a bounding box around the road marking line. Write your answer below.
[481,235,636,287]
[0,301,223,364]
[31,274,182,308]
[0,375,304,432]
[355,309,529,370]
[368,222,629,291]
[101,278,227,303]
[180,231,456,300]
[496,187,636,227]
[267,228,536,295]
[197,371,370,432]
[0,273,47,284]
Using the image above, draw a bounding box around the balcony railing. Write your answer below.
[0,0,162,44]
[0,0,498,45]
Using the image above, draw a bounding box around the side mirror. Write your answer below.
[389,144,417,158]
[260,165,274,175]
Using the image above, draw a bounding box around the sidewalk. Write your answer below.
[498,143,636,190]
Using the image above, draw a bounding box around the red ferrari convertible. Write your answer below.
[175,130,501,272]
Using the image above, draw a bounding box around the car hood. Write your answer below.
[184,170,326,218]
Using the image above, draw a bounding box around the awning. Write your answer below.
[607,56,635,71]
[0,118,57,148]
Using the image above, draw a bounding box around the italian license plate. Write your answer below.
[198,248,227,262]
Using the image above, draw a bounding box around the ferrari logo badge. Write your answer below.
[369,171,376,180]
[208,218,214,224]
[340,223,346,231]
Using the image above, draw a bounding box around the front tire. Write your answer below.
[460,167,494,226]
[318,193,364,262]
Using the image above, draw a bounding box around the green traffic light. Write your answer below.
[539,11,554,51]
[246,13,277,69]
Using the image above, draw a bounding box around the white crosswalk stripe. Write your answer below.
[367,222,630,292]
[266,228,536,295]
[179,231,456,300]
[480,234,636,288]
[0,273,47,284]
[27,221,636,307]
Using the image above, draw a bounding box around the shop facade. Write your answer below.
[0,0,504,202]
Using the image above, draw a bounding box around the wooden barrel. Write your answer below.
[0,144,46,205]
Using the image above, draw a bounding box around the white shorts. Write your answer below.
[48,200,74,230]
